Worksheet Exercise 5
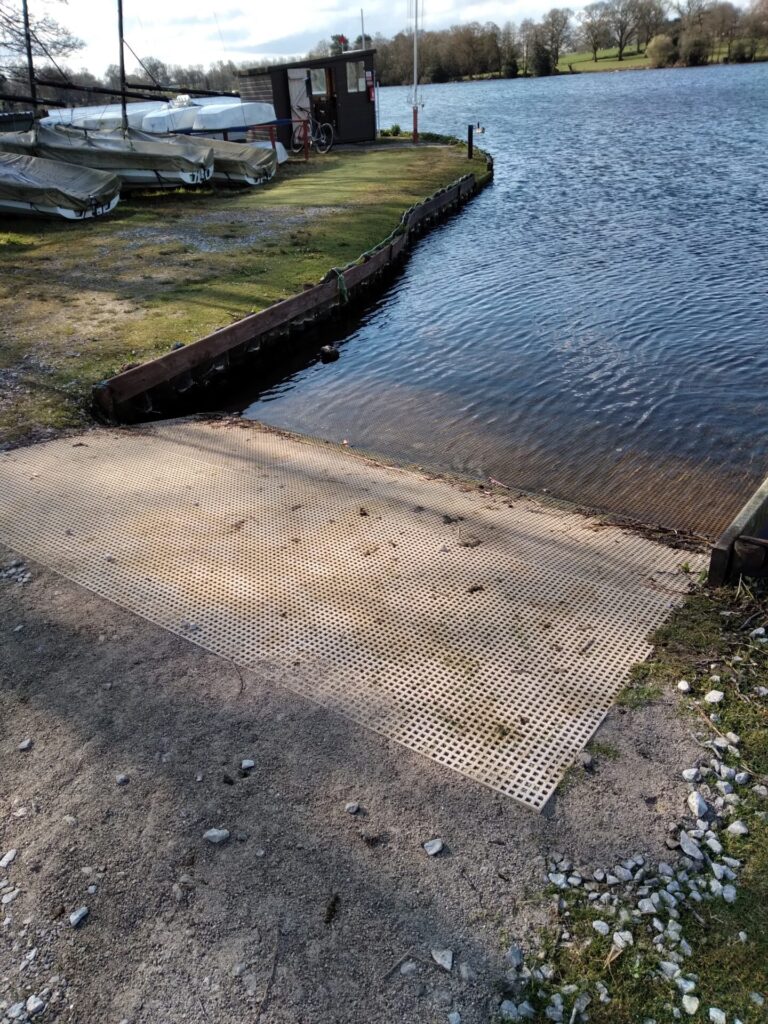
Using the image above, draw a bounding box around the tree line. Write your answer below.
[314,0,768,81]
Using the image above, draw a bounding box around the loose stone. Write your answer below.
[726,820,748,836]
[431,948,453,971]
[612,930,633,949]
[708,1009,726,1024]
[203,828,230,845]
[345,801,360,815]
[424,838,444,856]
[677,680,690,693]
[592,919,610,936]
[750,992,765,1006]
[115,773,129,786]
[687,792,708,818]
[504,945,524,969]
[448,1013,462,1024]
[18,738,33,751]
[0,849,17,869]
[703,691,724,704]
[678,832,703,860]
[241,759,255,771]
[681,768,700,783]
[69,906,89,927]
[26,996,45,1017]
[682,995,700,1015]
[400,960,418,975]
[500,1001,521,1021]
[548,872,567,888]
[722,884,737,903]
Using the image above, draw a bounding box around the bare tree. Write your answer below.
[578,2,612,60]
[635,0,668,48]
[540,7,573,66]
[605,0,640,58]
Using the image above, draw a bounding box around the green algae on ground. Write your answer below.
[0,144,486,446]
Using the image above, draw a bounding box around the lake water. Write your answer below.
[242,65,768,538]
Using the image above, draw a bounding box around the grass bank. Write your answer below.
[0,143,487,447]
[516,583,768,1023]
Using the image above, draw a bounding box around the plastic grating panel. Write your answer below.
[0,420,704,810]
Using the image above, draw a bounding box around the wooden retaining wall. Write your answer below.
[93,168,489,423]
[709,474,768,585]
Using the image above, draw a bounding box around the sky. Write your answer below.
[55,0,545,77]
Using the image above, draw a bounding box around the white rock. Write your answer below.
[708,1009,726,1024]
[241,759,255,770]
[203,828,230,845]
[448,1013,462,1024]
[682,995,700,1015]
[7,1004,26,1021]
[726,820,748,836]
[638,899,655,915]
[592,920,610,935]
[704,691,724,704]
[753,784,768,798]
[677,680,691,693]
[679,832,703,860]
[687,792,709,818]
[734,772,750,786]
[500,1001,521,1021]
[431,948,453,971]
[424,838,444,856]
[750,992,765,1006]
[0,849,17,869]
[18,738,33,751]
[722,885,737,904]
[548,872,567,888]
[738,931,747,943]
[660,961,680,978]
[612,930,633,949]
[682,768,700,783]
[345,801,359,814]
[26,995,45,1017]
[115,773,129,786]
[69,906,89,927]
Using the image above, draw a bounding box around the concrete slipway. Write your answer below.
[0,417,704,810]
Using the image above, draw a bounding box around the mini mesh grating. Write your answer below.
[0,420,704,809]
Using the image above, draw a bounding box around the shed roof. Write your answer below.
[239,49,376,78]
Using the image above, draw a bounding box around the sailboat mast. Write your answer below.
[21,0,37,107]
[412,0,419,143]
[117,0,128,131]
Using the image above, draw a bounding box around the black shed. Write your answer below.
[238,50,377,147]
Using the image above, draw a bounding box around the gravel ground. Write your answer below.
[0,546,701,1024]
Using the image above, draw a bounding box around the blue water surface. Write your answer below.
[244,65,768,535]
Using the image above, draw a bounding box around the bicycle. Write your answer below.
[290,114,334,155]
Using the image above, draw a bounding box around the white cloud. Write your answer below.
[58,0,553,76]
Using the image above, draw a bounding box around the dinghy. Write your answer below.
[126,129,277,186]
[0,124,213,189]
[0,152,120,219]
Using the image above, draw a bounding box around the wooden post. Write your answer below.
[467,124,474,160]
[412,106,419,145]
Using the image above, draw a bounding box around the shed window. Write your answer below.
[310,68,327,96]
[346,60,366,92]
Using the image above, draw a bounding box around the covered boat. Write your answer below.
[126,129,277,186]
[0,125,213,189]
[0,152,120,219]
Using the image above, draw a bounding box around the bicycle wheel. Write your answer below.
[290,123,308,154]
[315,122,334,154]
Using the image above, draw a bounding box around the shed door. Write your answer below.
[287,68,310,125]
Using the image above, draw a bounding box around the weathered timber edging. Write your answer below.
[709,472,768,585]
[93,161,492,423]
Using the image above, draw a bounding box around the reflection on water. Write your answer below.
[242,65,768,538]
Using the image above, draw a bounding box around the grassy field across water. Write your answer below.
[0,142,487,447]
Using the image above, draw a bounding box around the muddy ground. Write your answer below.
[0,543,700,1024]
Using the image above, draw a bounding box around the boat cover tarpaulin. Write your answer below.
[0,152,120,215]
[126,129,277,184]
[191,102,275,131]
[0,126,213,184]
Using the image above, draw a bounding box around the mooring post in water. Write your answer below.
[467,124,474,160]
